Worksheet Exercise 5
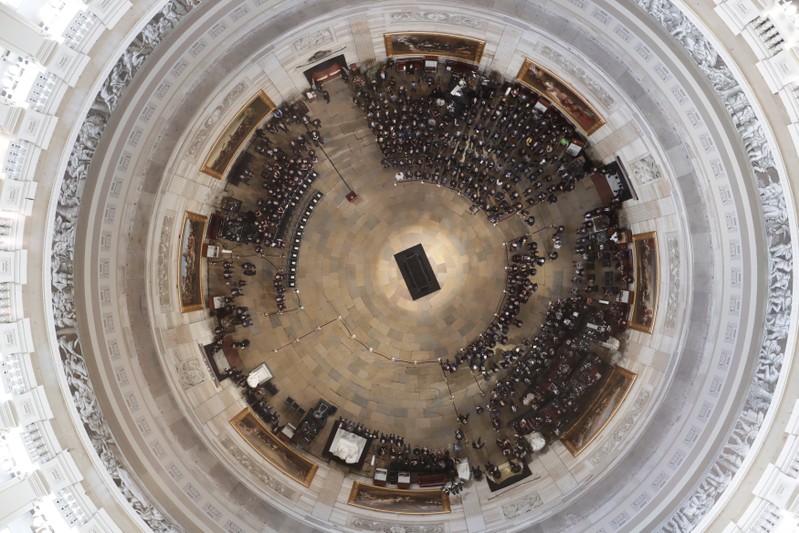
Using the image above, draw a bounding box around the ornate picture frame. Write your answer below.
[178,212,206,312]
[516,57,605,135]
[561,366,637,456]
[629,232,659,333]
[201,90,275,179]
[348,481,451,515]
[230,408,318,487]
[384,32,485,64]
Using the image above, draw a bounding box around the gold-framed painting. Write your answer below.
[201,90,275,179]
[384,32,485,64]
[230,408,318,487]
[348,481,451,515]
[178,212,206,312]
[629,232,659,333]
[516,58,605,135]
[561,366,637,456]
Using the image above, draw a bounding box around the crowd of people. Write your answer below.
[570,203,634,304]
[483,296,623,441]
[352,60,595,223]
[204,61,641,489]
[334,417,458,479]
[221,101,323,249]
[385,443,456,477]
[245,385,281,431]
[439,232,545,375]
[273,270,287,312]
[213,260,262,331]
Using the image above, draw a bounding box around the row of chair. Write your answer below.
[287,190,324,288]
[274,170,319,245]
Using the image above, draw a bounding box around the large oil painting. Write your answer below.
[230,408,318,487]
[384,32,485,64]
[516,58,605,135]
[561,366,637,456]
[201,91,275,179]
[179,212,206,312]
[629,232,659,333]
[348,481,451,515]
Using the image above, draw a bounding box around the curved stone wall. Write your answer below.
[0,0,793,531]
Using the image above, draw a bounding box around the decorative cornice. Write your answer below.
[349,516,445,533]
[538,44,615,108]
[40,1,795,532]
[50,1,204,531]
[388,11,487,30]
[630,1,793,530]
[157,214,174,307]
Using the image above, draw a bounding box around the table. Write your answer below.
[246,362,273,388]
[279,423,295,442]
[373,468,388,487]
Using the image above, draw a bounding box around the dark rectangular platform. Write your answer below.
[394,244,441,300]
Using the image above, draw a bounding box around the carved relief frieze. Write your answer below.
[292,28,335,53]
[51,2,202,531]
[538,45,614,108]
[501,492,544,520]
[219,437,297,500]
[631,0,792,529]
[389,11,487,30]
[177,358,207,390]
[631,155,662,185]
[187,81,248,157]
[663,237,680,331]
[349,516,445,533]
[158,215,174,306]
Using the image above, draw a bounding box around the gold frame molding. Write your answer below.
[516,57,605,135]
[629,231,659,333]
[201,90,275,179]
[348,481,451,515]
[384,32,485,64]
[230,408,318,487]
[178,211,206,313]
[561,366,637,456]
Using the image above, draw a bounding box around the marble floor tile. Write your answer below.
[212,78,605,466]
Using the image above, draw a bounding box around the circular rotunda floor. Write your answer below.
[226,80,601,453]
[239,181,513,449]
[303,183,507,362]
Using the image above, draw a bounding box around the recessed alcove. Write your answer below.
[1,1,796,532]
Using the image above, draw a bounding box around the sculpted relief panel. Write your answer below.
[42,1,795,532]
[630,0,793,529]
[291,28,335,52]
[389,11,487,30]
[538,44,615,108]
[187,81,249,157]
[51,1,202,531]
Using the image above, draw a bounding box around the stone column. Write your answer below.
[538,448,578,493]
[259,53,302,101]
[619,197,675,225]
[489,25,521,77]
[0,471,50,525]
[587,120,640,161]
[0,4,57,64]
[349,15,376,67]
[310,467,346,520]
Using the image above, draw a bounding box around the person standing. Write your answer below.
[321,89,330,103]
